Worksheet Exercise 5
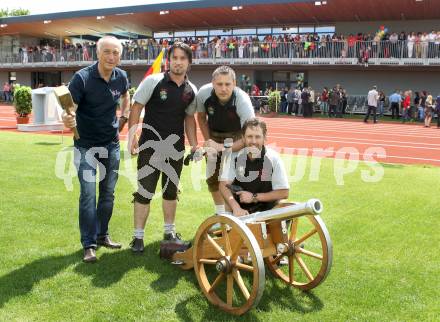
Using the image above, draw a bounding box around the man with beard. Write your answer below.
[127,42,199,253]
[219,118,289,217]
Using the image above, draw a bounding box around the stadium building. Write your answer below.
[1,0,439,95]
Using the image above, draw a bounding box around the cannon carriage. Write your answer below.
[170,199,332,315]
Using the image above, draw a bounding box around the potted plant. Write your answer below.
[266,90,281,117]
[13,85,32,124]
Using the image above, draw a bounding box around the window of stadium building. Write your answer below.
[272,27,298,34]
[315,26,336,34]
[232,28,257,35]
[298,26,315,33]
[153,25,335,42]
[196,30,209,37]
[174,30,196,38]
[257,27,272,35]
[153,31,173,39]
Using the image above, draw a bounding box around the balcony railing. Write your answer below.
[1,40,440,67]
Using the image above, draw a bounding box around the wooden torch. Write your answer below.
[53,85,80,140]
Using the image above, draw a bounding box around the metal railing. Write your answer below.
[1,40,440,67]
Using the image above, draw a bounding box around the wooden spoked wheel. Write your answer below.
[193,214,265,315]
[265,215,332,290]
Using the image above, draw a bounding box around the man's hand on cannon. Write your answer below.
[236,191,256,204]
[231,205,249,217]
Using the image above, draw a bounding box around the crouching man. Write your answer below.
[219,118,290,216]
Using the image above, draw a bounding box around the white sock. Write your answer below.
[164,223,175,234]
[134,228,144,239]
[215,204,225,215]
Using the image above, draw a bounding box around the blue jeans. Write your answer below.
[379,101,384,117]
[418,106,425,121]
[74,141,120,249]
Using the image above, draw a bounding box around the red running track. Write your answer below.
[1,104,440,167]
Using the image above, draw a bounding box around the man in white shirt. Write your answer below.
[219,118,289,217]
[364,85,379,124]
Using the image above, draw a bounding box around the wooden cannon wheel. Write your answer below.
[265,215,332,290]
[193,214,265,315]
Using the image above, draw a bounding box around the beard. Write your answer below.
[170,66,186,76]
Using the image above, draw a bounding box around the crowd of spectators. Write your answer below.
[7,29,440,64]
[244,81,440,127]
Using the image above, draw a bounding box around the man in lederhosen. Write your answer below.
[196,66,255,215]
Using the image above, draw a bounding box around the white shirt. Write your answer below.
[367,89,379,107]
[220,147,289,191]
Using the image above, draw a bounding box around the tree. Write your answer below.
[0,8,30,17]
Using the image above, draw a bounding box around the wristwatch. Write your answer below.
[224,140,233,149]
[252,193,258,203]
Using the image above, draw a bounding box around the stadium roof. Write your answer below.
[0,0,438,39]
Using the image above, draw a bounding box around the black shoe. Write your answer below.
[130,237,144,253]
[163,232,191,248]
[83,248,97,263]
[97,236,122,249]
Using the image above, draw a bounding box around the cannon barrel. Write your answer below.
[238,199,323,223]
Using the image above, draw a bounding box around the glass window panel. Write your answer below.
[196,30,209,36]
[209,29,232,36]
[233,28,257,35]
[272,27,298,34]
[273,71,289,81]
[257,28,272,34]
[174,30,195,37]
[299,26,315,33]
[315,26,335,33]
[154,31,172,38]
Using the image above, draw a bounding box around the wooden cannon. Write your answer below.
[171,199,333,315]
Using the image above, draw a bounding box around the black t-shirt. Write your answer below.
[69,62,129,147]
[133,72,197,151]
[204,91,241,133]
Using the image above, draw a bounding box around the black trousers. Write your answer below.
[329,104,337,117]
[287,102,294,114]
[391,102,400,119]
[364,105,377,123]
[293,102,299,114]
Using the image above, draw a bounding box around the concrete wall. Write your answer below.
[0,72,8,85]
[335,20,440,36]
[308,69,440,96]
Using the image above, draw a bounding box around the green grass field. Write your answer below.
[0,131,439,321]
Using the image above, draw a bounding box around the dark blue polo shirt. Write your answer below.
[68,62,129,147]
